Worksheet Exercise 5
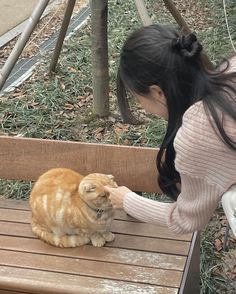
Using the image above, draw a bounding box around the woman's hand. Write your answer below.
[104,186,132,209]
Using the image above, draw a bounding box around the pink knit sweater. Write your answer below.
[124,73,236,234]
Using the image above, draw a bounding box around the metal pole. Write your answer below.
[0,0,50,90]
[49,0,76,72]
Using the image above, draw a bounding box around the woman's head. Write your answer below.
[118,24,204,123]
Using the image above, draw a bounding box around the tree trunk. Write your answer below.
[90,0,109,116]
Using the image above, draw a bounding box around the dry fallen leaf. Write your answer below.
[28,102,40,109]
[95,132,103,140]
[60,81,66,90]
[215,238,223,251]
[64,103,74,110]
[123,139,130,145]
[77,95,86,100]
[114,123,129,136]
[67,67,77,72]
[95,127,105,134]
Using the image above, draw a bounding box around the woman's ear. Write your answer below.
[149,85,166,103]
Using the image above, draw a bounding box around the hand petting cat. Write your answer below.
[104,185,132,210]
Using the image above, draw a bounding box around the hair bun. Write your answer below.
[172,33,202,58]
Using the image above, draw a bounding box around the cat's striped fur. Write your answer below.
[29,168,117,247]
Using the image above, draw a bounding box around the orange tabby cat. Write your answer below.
[29,168,117,247]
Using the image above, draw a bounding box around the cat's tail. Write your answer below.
[31,221,90,247]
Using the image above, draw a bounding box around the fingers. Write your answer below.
[104,185,115,193]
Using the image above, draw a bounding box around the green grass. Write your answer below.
[0,0,236,292]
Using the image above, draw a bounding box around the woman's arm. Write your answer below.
[123,174,223,234]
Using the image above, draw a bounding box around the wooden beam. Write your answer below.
[162,0,213,69]
[49,0,76,72]
[134,0,153,26]
[0,136,161,193]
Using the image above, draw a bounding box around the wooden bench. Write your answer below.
[0,136,200,294]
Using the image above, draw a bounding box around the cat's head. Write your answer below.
[78,173,118,209]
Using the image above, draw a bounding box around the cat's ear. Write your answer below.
[107,175,114,180]
[82,183,96,192]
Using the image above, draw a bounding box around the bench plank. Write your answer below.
[0,235,186,271]
[0,249,182,287]
[0,197,141,222]
[0,136,161,193]
[0,266,178,294]
[0,207,191,241]
[0,221,190,255]
[0,290,33,294]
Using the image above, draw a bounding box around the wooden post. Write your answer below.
[90,0,109,117]
[49,0,76,72]
[134,0,153,26]
[162,0,214,69]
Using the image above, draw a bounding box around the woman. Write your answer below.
[105,24,236,234]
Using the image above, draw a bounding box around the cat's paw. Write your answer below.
[102,232,115,242]
[90,234,106,247]
[68,235,90,247]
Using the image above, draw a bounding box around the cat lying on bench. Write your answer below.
[29,168,117,247]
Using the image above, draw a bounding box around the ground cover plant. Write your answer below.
[0,0,235,292]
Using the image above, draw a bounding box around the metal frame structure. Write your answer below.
[0,0,50,89]
[0,0,76,90]
[0,0,213,92]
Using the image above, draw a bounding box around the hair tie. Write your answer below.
[172,33,202,58]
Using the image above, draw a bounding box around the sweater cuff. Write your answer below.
[123,192,174,227]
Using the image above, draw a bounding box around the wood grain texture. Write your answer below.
[0,207,192,241]
[0,221,190,255]
[0,197,142,222]
[0,195,193,293]
[0,266,178,294]
[0,235,187,271]
[0,249,182,287]
[0,136,161,193]
[0,290,33,294]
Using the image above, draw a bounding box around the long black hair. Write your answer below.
[117,24,236,200]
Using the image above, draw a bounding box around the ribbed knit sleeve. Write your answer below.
[123,100,236,234]
[124,176,223,234]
